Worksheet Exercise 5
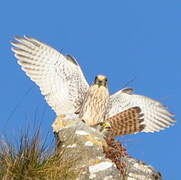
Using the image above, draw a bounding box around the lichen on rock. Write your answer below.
[54,117,162,180]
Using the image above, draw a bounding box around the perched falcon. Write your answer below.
[11,36,175,136]
[78,75,109,126]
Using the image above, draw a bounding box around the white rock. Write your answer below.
[89,162,113,174]
[104,176,113,180]
[75,130,89,135]
[67,144,77,148]
[89,173,96,179]
[85,141,93,146]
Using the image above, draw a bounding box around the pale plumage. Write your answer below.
[79,75,109,126]
[11,36,89,115]
[11,36,175,136]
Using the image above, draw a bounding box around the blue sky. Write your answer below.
[0,0,180,179]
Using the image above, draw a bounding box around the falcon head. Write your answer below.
[94,75,108,87]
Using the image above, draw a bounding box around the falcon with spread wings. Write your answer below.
[11,36,175,136]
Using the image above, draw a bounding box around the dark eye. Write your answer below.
[105,78,107,82]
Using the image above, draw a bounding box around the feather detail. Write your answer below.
[107,88,175,133]
[11,36,89,115]
[107,107,145,136]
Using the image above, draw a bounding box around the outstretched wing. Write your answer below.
[106,88,175,133]
[11,36,89,115]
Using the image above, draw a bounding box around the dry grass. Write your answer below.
[0,130,79,180]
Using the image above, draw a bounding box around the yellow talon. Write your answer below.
[102,122,112,129]
[100,122,112,137]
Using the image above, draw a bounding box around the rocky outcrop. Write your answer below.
[53,115,162,180]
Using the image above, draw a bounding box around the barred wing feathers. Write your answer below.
[107,88,175,133]
[107,107,145,136]
[11,36,89,115]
